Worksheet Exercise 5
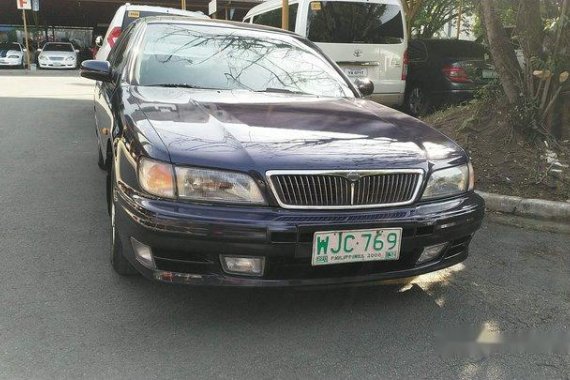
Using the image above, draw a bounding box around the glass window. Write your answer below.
[0,43,21,51]
[43,43,74,52]
[307,2,404,44]
[134,23,354,98]
[253,4,298,31]
[408,41,428,62]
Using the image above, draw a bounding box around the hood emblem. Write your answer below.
[346,172,361,182]
[353,49,363,58]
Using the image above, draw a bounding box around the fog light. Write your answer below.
[130,238,156,269]
[220,256,265,276]
[417,243,448,264]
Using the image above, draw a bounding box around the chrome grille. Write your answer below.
[267,170,423,209]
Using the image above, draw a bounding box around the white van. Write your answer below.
[95,3,208,61]
[244,0,408,107]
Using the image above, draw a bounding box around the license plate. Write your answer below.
[482,69,498,79]
[312,228,402,266]
[344,67,367,78]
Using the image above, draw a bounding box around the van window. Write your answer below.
[253,4,298,30]
[307,2,404,44]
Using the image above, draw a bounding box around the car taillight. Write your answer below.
[442,64,472,83]
[402,49,409,81]
[107,27,122,48]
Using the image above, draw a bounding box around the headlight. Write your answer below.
[137,158,265,204]
[422,163,473,200]
[8,55,19,59]
[39,55,48,61]
[175,167,266,204]
[138,158,175,198]
[65,56,75,61]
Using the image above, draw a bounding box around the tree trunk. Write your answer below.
[516,0,543,94]
[480,0,524,105]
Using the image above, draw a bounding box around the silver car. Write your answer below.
[0,42,28,68]
[37,42,79,69]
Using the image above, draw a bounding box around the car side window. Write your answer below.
[253,4,298,30]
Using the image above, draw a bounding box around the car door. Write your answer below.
[94,26,133,164]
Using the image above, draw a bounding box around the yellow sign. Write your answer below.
[310,2,321,11]
[128,11,140,18]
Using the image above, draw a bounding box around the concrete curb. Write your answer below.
[476,191,570,223]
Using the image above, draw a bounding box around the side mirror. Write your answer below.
[81,60,112,82]
[95,36,103,48]
[75,49,80,53]
[354,78,374,97]
[36,48,42,53]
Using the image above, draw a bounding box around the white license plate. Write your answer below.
[312,228,402,266]
[344,67,367,78]
[482,69,498,79]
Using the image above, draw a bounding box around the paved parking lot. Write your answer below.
[0,72,569,379]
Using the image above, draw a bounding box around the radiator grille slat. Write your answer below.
[269,171,422,209]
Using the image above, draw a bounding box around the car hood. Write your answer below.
[128,86,465,173]
[42,51,75,58]
[0,49,21,58]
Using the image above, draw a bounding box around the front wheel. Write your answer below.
[109,170,138,276]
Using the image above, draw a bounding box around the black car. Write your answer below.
[80,17,484,287]
[405,39,497,116]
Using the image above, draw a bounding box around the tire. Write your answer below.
[109,168,138,276]
[405,85,431,117]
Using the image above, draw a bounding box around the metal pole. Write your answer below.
[456,0,462,39]
[281,0,289,30]
[22,9,31,69]
[181,0,186,10]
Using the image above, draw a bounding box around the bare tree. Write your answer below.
[480,0,524,104]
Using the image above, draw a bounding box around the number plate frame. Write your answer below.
[311,227,402,266]
[343,67,368,78]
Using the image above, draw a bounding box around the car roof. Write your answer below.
[122,3,208,18]
[245,0,403,17]
[138,15,301,38]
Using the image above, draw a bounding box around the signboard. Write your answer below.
[208,0,217,15]
[32,0,39,12]
[17,0,32,10]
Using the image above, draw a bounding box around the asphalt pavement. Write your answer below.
[1,71,569,380]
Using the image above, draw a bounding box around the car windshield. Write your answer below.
[134,23,355,98]
[43,43,74,52]
[307,2,404,44]
[0,43,20,51]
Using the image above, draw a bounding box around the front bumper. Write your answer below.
[38,61,76,69]
[115,185,484,287]
[0,59,22,67]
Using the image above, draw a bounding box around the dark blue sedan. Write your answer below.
[80,17,484,287]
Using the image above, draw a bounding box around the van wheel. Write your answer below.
[110,169,138,276]
[406,86,430,117]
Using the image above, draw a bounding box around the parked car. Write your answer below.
[37,42,79,69]
[80,17,484,286]
[405,39,498,116]
[0,42,28,68]
[244,0,409,107]
[95,3,208,60]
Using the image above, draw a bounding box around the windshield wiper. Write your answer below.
[146,83,220,90]
[256,88,312,95]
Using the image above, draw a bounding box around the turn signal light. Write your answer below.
[138,158,175,198]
